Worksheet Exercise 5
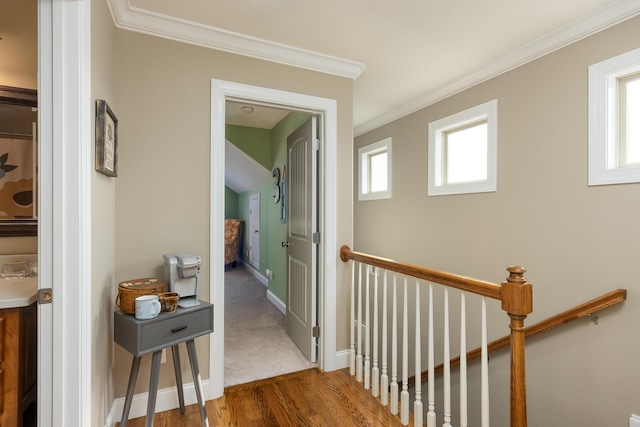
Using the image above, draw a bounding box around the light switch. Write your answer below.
[630,414,640,427]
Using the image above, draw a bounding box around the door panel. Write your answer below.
[285,117,317,362]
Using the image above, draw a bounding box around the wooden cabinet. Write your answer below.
[0,302,37,427]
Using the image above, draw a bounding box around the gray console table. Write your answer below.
[114,301,213,427]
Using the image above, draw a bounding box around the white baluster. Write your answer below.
[381,270,389,406]
[443,288,451,427]
[350,261,355,376]
[481,297,489,427]
[390,274,399,415]
[401,277,409,425]
[356,263,363,382]
[460,292,468,427]
[414,280,423,427]
[427,283,436,427]
[372,267,380,397]
[364,266,371,390]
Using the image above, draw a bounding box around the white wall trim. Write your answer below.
[38,0,93,425]
[354,0,640,136]
[267,290,286,315]
[333,349,351,370]
[211,79,340,399]
[105,0,364,79]
[105,379,210,427]
[427,99,498,196]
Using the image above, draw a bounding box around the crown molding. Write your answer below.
[354,0,640,136]
[106,0,365,79]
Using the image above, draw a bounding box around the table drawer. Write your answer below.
[140,307,213,354]
[114,301,213,356]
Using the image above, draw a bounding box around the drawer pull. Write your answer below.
[171,325,188,333]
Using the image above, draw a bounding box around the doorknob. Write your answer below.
[281,241,290,248]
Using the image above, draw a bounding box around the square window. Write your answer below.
[359,137,392,200]
[589,47,640,186]
[428,100,497,196]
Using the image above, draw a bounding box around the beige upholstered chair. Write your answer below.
[224,219,243,267]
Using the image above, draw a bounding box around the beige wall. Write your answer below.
[113,29,353,398]
[354,16,640,427]
[91,1,118,425]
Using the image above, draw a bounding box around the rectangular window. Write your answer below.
[428,100,497,196]
[589,47,640,186]
[359,137,392,200]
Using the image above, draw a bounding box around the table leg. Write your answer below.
[120,356,142,427]
[171,345,185,414]
[186,339,209,427]
[146,350,163,427]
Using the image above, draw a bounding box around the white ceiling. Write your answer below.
[110,0,640,135]
[226,101,290,129]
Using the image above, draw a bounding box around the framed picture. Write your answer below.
[95,99,118,177]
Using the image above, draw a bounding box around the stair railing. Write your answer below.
[340,245,533,427]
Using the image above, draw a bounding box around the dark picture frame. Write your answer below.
[95,99,118,177]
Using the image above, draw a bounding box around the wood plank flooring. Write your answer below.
[119,368,407,427]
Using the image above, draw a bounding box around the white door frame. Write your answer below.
[38,0,92,426]
[210,79,340,398]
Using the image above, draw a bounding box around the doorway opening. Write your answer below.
[210,79,340,399]
[223,101,318,386]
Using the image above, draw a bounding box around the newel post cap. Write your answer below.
[501,266,533,316]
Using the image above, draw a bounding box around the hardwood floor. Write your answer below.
[119,368,407,426]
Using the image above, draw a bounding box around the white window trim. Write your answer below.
[428,99,498,196]
[358,137,392,200]
[588,47,640,186]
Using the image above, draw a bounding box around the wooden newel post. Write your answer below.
[501,266,533,427]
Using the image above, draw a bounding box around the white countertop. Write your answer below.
[0,254,38,309]
[0,277,38,309]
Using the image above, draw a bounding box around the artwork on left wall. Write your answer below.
[0,85,38,237]
[95,99,118,177]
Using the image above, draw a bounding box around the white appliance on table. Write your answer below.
[163,253,201,308]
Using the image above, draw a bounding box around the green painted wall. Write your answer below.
[225,186,239,219]
[225,124,272,170]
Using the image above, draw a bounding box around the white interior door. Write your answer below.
[285,117,317,362]
[249,193,260,268]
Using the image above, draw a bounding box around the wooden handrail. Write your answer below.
[408,288,627,385]
[340,245,503,300]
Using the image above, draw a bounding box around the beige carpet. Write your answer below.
[224,266,315,387]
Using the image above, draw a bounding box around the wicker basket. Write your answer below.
[116,278,165,314]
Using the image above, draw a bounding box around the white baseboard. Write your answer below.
[266,289,286,315]
[333,349,350,370]
[105,379,209,427]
